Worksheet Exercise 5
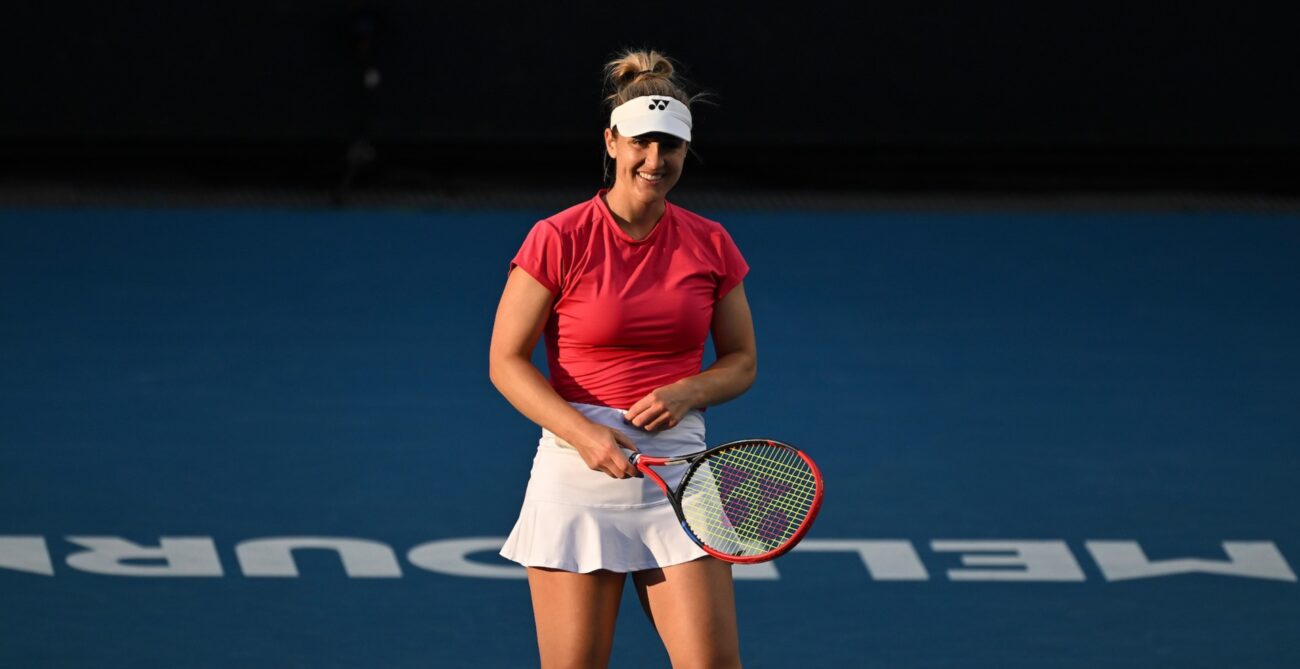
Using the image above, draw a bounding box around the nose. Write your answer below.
[642,142,662,169]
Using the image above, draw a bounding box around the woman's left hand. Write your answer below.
[623,382,698,432]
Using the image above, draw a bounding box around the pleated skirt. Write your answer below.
[499,402,709,573]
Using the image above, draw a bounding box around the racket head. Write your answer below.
[670,439,824,563]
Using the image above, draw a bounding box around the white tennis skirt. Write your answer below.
[499,402,709,573]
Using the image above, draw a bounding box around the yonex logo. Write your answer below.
[714,463,795,543]
[648,98,670,110]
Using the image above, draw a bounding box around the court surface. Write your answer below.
[3,206,1298,668]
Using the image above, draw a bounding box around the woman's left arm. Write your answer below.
[624,282,757,431]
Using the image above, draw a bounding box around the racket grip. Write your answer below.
[629,453,674,467]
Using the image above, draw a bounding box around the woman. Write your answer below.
[490,48,755,669]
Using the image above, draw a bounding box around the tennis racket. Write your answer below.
[629,439,823,564]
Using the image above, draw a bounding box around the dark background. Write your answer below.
[5,0,1299,195]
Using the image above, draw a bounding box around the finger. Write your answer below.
[596,451,627,478]
[633,405,668,429]
[616,455,638,479]
[643,412,673,432]
[610,435,642,477]
[624,397,652,424]
[612,430,639,452]
[625,403,652,428]
[587,448,626,477]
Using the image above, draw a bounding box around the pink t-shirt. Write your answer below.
[510,190,749,409]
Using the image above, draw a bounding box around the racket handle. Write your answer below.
[628,453,675,467]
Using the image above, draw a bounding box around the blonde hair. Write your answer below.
[600,49,708,182]
[602,49,703,119]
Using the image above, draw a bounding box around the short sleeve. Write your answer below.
[510,219,565,295]
[714,226,750,300]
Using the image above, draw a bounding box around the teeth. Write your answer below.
[638,172,663,182]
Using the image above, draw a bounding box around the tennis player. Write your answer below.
[490,49,755,668]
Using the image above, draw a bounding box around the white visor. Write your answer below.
[609,95,692,142]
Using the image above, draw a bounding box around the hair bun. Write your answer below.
[604,49,694,112]
[607,51,673,87]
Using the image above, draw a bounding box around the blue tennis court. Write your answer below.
[3,206,1298,667]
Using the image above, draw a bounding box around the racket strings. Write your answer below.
[678,442,819,557]
[683,449,816,554]
[686,467,816,542]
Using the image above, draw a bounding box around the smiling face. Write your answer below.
[604,128,688,204]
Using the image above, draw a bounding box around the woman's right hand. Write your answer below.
[569,422,641,479]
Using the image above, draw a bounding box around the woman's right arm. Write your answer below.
[488,267,640,479]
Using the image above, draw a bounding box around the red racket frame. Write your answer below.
[631,439,824,564]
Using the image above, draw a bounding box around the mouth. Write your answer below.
[636,171,666,184]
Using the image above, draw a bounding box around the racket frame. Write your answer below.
[630,439,824,564]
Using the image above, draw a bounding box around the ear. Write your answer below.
[604,128,617,158]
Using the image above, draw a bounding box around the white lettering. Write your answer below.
[236,537,402,578]
[1086,541,1297,582]
[64,536,223,577]
[0,536,54,575]
[733,562,780,580]
[795,539,929,580]
[20,535,1294,584]
[407,537,525,579]
[931,540,1085,581]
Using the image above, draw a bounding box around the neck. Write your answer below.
[603,183,666,240]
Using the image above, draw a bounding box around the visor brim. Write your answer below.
[612,117,692,142]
